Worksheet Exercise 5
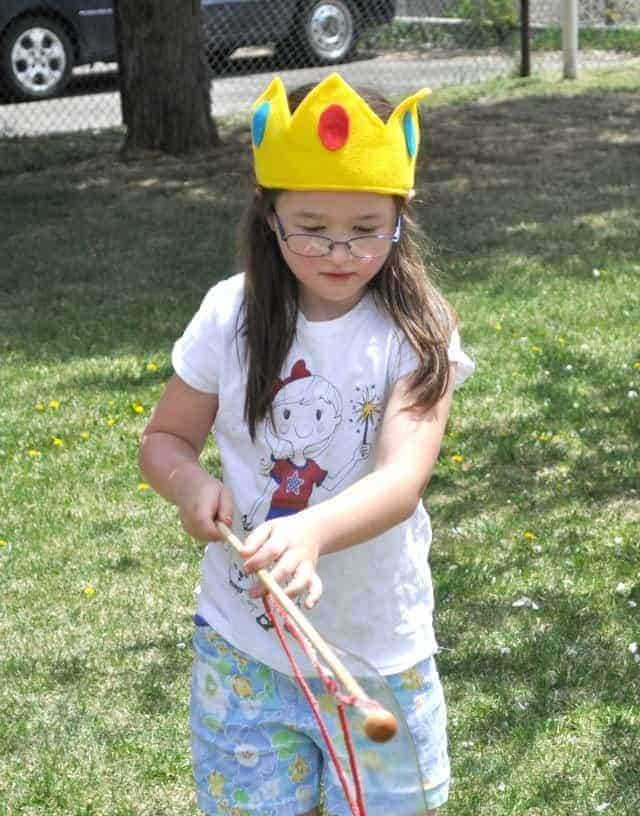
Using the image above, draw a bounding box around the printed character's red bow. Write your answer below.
[272,359,312,398]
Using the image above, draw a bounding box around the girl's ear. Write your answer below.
[406,188,416,202]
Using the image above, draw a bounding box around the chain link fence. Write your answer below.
[526,0,640,74]
[0,0,638,139]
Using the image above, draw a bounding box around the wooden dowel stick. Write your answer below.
[215,521,397,743]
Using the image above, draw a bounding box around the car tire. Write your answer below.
[1,15,74,101]
[278,0,359,67]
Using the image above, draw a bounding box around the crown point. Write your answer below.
[318,104,350,151]
[403,111,417,158]
[252,102,271,147]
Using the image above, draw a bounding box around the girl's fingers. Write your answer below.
[250,560,320,604]
[267,550,299,588]
[181,508,220,542]
[304,573,323,609]
[282,561,313,599]
[243,528,289,572]
[242,522,274,560]
[216,485,234,527]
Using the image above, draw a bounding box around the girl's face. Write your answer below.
[270,190,397,321]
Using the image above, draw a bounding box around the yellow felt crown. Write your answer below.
[251,73,431,197]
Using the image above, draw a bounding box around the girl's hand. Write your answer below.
[178,476,233,543]
[240,516,323,609]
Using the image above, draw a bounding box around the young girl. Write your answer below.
[139,73,474,816]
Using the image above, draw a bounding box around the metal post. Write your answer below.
[563,0,578,79]
[520,0,530,77]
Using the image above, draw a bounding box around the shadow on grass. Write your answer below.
[2,88,638,353]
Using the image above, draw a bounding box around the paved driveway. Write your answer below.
[0,49,633,138]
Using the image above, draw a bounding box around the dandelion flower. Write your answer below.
[557,336,566,346]
[49,399,60,409]
[35,403,45,412]
[146,362,158,372]
[451,454,464,464]
[132,402,145,414]
[106,417,117,427]
[523,531,537,541]
[138,482,150,491]
[83,585,96,597]
[493,323,502,332]
[0,539,7,548]
[27,449,41,457]
[634,362,640,370]
[531,345,542,353]
[52,437,64,447]
[80,432,90,440]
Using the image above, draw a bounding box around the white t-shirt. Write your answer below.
[172,273,475,676]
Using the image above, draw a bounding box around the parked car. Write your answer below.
[0,0,396,101]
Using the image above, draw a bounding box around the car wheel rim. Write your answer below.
[307,2,353,60]
[11,27,67,94]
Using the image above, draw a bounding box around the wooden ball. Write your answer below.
[364,709,397,743]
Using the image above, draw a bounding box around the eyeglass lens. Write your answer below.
[286,235,392,258]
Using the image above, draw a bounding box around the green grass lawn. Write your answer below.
[1,66,639,815]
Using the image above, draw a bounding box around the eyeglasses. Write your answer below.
[272,210,402,259]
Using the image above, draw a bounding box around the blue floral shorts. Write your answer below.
[191,625,450,815]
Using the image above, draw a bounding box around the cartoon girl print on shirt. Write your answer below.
[242,360,370,531]
[231,360,373,629]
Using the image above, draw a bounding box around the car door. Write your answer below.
[76,0,115,61]
[201,0,295,50]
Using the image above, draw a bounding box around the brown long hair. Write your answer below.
[238,83,458,440]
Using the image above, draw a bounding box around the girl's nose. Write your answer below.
[328,242,351,264]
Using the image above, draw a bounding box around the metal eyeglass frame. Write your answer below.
[272,210,403,259]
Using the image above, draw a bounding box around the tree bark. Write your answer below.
[113,0,219,155]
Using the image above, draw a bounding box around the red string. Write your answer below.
[263,595,366,816]
[338,702,367,816]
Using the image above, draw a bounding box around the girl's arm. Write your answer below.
[309,364,457,551]
[138,374,233,541]
[241,365,458,606]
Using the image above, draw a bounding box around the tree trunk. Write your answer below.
[113,0,219,155]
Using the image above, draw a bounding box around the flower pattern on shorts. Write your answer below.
[223,724,277,786]
[191,625,450,815]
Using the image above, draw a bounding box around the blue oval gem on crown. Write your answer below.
[252,102,271,148]
[403,111,417,158]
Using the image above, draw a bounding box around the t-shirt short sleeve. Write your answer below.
[448,327,476,387]
[392,330,421,383]
[391,326,475,389]
[171,287,221,394]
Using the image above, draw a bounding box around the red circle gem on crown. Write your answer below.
[318,104,349,151]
